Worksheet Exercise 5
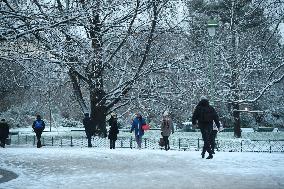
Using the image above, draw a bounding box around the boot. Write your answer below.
[201,152,205,158]
[37,141,42,148]
[206,154,213,159]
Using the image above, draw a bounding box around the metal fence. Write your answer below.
[7,134,284,153]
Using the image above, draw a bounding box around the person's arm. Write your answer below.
[5,123,9,138]
[192,107,199,125]
[32,121,35,130]
[130,120,135,132]
[42,120,46,130]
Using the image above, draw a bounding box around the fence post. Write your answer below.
[216,139,219,152]
[130,136,132,149]
[52,137,54,146]
[121,139,123,148]
[178,138,181,150]
[60,138,63,147]
[241,140,243,152]
[269,139,271,153]
[144,138,147,149]
[26,135,28,144]
[197,138,200,150]
[17,134,20,145]
[70,136,73,147]
[42,137,45,146]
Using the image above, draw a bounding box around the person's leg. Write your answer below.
[87,135,92,147]
[166,137,170,150]
[35,131,42,148]
[113,140,116,149]
[0,137,5,148]
[136,135,142,149]
[110,140,113,149]
[210,131,217,154]
[162,136,167,150]
[135,135,139,148]
[203,129,213,159]
[200,129,206,158]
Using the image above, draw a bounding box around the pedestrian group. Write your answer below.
[0,95,221,159]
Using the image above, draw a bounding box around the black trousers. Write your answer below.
[0,137,6,147]
[86,133,92,147]
[110,140,116,149]
[210,130,218,152]
[200,127,213,155]
[162,136,170,150]
[34,130,43,148]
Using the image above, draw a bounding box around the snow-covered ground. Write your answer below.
[0,147,283,189]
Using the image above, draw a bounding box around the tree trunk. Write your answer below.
[229,1,242,138]
[233,103,241,138]
[90,89,107,137]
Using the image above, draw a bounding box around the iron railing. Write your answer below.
[7,134,284,153]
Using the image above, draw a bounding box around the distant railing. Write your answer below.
[6,134,284,153]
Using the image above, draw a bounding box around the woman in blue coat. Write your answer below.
[130,113,146,149]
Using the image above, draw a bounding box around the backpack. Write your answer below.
[199,106,214,122]
[34,120,43,129]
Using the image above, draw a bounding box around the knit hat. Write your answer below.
[200,95,207,101]
[163,111,169,116]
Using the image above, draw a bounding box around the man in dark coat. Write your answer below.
[192,96,220,159]
[0,119,9,148]
[83,113,94,147]
[108,112,119,149]
[32,115,45,148]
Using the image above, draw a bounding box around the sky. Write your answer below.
[0,147,283,189]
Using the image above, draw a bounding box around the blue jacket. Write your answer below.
[131,117,146,136]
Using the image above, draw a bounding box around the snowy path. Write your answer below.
[0,147,283,189]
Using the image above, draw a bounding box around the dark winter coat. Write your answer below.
[108,116,119,140]
[0,120,9,139]
[192,99,220,129]
[131,117,146,136]
[83,116,94,136]
[32,118,45,132]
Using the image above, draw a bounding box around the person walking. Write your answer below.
[130,113,146,149]
[83,113,94,147]
[0,119,9,148]
[161,111,174,151]
[32,115,45,148]
[192,96,220,159]
[108,112,119,149]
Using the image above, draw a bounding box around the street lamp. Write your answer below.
[207,17,218,103]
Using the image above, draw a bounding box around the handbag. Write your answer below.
[142,124,150,131]
[159,138,165,147]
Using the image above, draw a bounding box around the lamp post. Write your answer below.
[207,18,218,104]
